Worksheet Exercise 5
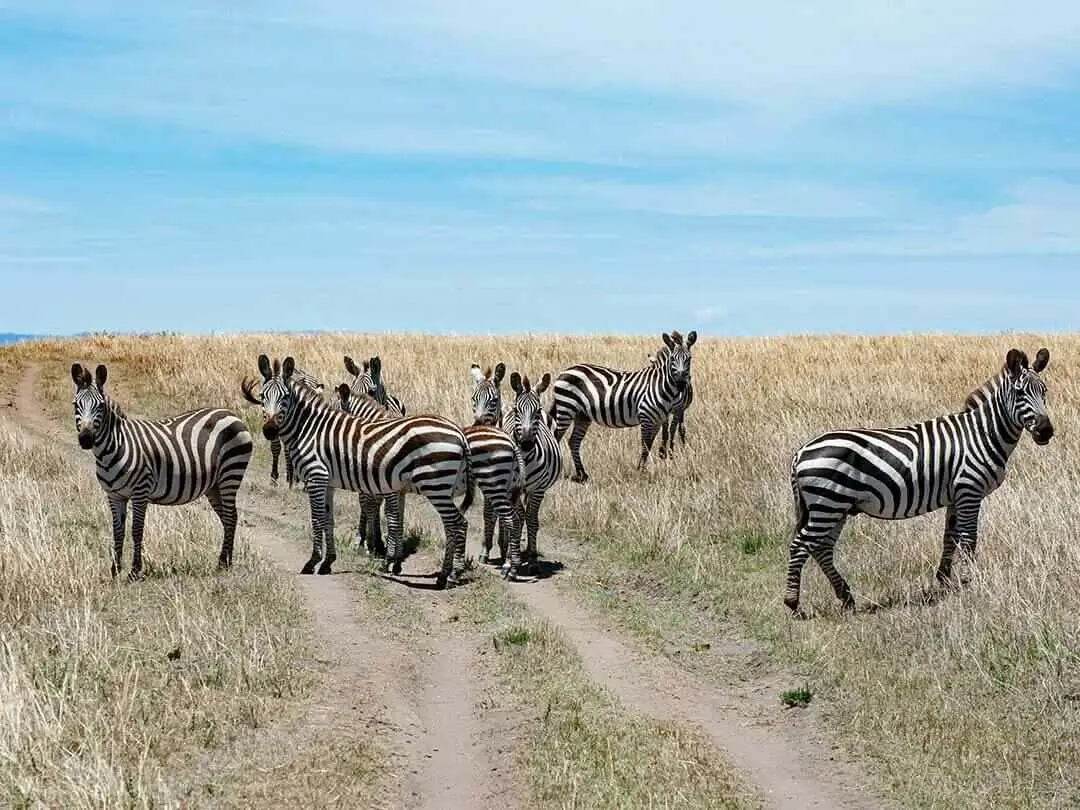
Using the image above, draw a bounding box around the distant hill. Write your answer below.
[0,333,45,345]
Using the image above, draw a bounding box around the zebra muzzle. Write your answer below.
[77,432,94,449]
[1031,418,1054,445]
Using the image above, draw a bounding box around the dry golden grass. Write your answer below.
[5,330,1080,809]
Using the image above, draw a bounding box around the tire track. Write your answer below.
[5,363,521,810]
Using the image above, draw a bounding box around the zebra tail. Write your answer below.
[457,452,476,513]
[790,452,809,532]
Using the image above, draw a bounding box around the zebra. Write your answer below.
[469,362,506,427]
[461,422,526,579]
[242,354,474,588]
[334,383,405,558]
[340,354,409,555]
[648,349,693,459]
[784,347,1055,617]
[71,362,253,581]
[343,354,407,417]
[268,366,324,488]
[549,330,697,482]
[504,371,563,573]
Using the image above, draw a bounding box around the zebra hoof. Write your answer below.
[300,559,318,575]
[478,551,489,565]
[392,560,402,575]
[217,556,232,570]
[127,568,143,583]
[435,573,448,590]
[570,472,589,484]
[317,559,335,575]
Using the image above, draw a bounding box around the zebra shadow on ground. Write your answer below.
[795,582,954,620]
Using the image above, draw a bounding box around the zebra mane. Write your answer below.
[961,369,1006,412]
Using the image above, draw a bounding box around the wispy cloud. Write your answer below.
[0,2,1079,335]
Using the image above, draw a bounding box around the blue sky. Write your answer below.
[2,1,1080,337]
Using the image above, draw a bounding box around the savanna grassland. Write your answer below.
[2,330,1079,810]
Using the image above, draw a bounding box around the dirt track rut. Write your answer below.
[7,360,893,810]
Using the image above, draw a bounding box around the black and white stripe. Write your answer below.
[334,383,405,558]
[503,371,563,573]
[269,366,324,488]
[469,362,505,427]
[242,354,474,588]
[71,362,253,580]
[648,349,693,458]
[550,330,697,482]
[343,354,407,417]
[462,423,525,578]
[785,347,1055,616]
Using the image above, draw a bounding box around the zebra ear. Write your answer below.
[510,372,523,395]
[493,362,506,386]
[1005,349,1028,377]
[71,362,89,388]
[1033,348,1050,373]
[369,356,381,383]
[282,356,295,380]
[94,364,108,390]
[469,364,485,385]
[686,330,697,348]
[662,332,675,350]
[336,383,351,406]
[344,355,361,377]
[536,373,551,394]
[258,354,273,381]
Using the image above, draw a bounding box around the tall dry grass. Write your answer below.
[7,330,1080,808]
[0,351,317,808]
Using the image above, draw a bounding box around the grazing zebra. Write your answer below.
[469,362,506,426]
[269,366,324,488]
[461,423,525,579]
[343,355,407,417]
[648,350,693,458]
[550,330,697,482]
[504,371,563,573]
[334,383,405,557]
[785,347,1055,617]
[242,355,474,587]
[71,362,253,580]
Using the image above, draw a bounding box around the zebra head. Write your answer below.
[1004,347,1054,445]
[469,362,505,426]
[659,330,697,389]
[71,362,108,449]
[344,354,381,398]
[509,371,551,450]
[241,354,302,441]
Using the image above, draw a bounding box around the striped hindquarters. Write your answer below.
[792,420,961,521]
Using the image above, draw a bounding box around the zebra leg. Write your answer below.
[107,494,128,578]
[129,497,149,582]
[429,494,469,589]
[952,497,982,586]
[355,493,369,552]
[784,513,850,615]
[935,506,960,587]
[568,417,591,483]
[269,437,281,484]
[636,415,659,471]
[491,495,520,581]
[676,412,687,445]
[285,442,296,489]
[657,416,671,460]
[301,474,330,574]
[317,486,337,575]
[522,490,545,571]
[206,486,239,569]
[382,493,405,575]
[479,496,496,565]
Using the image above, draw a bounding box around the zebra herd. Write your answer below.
[68,335,1055,615]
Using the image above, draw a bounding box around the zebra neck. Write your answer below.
[278,386,325,440]
[967,380,1023,452]
[95,400,127,457]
